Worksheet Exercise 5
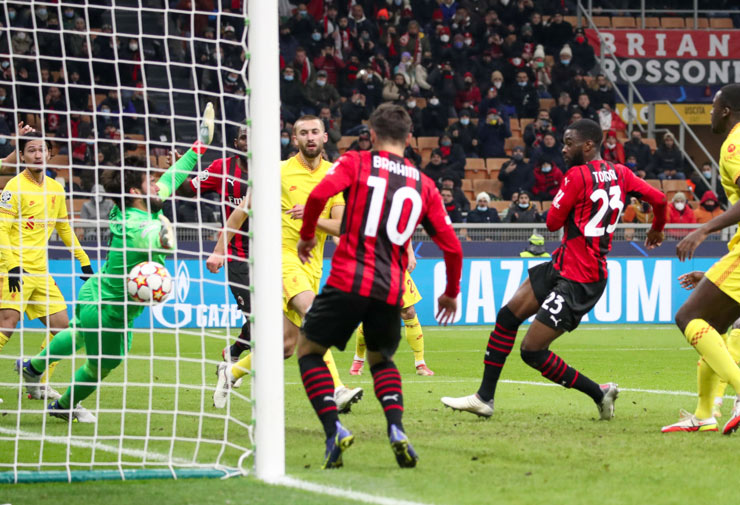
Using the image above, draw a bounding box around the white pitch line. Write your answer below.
[275,476,436,505]
[0,426,191,465]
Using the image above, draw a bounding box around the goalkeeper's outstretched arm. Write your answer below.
[155,102,215,199]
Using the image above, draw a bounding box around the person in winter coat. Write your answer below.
[650,133,685,180]
[666,191,696,238]
[421,94,449,136]
[505,191,541,223]
[446,109,479,157]
[466,192,500,224]
[441,187,464,223]
[694,190,723,224]
[531,161,564,200]
[531,131,565,170]
[477,107,511,158]
[601,131,625,165]
[498,145,535,200]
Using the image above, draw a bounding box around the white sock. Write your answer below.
[353,354,365,362]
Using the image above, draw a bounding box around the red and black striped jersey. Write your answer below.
[300,150,463,306]
[190,156,249,261]
[547,159,667,283]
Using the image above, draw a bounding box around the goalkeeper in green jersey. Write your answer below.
[14,103,215,423]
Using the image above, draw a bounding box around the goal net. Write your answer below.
[0,0,280,483]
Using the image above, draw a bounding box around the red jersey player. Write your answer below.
[296,104,463,469]
[442,118,667,421]
[181,126,251,364]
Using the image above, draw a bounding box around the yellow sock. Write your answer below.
[713,328,740,401]
[232,353,252,380]
[0,331,8,353]
[404,314,425,365]
[323,349,343,389]
[696,357,721,419]
[39,333,57,384]
[685,319,740,393]
[354,325,366,360]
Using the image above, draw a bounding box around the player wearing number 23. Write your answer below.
[441,119,667,421]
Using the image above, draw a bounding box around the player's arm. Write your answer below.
[406,240,417,273]
[298,157,355,263]
[420,183,463,325]
[0,122,34,175]
[0,189,18,270]
[206,189,251,273]
[317,204,344,237]
[546,168,582,232]
[623,169,667,249]
[155,103,215,200]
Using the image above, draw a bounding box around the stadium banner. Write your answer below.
[584,29,739,85]
[614,103,711,125]
[33,257,714,329]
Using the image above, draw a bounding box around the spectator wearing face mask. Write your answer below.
[306,69,341,109]
[530,45,552,97]
[505,191,541,223]
[405,96,424,136]
[624,130,653,174]
[280,66,312,123]
[549,45,576,97]
[432,25,453,61]
[589,74,616,110]
[666,191,696,238]
[532,160,564,201]
[498,145,534,200]
[507,71,539,119]
[314,45,346,88]
[455,72,481,113]
[383,72,410,104]
[545,11,574,56]
[446,109,479,157]
[531,131,565,171]
[440,187,464,223]
[355,67,383,110]
[79,184,115,242]
[428,59,461,117]
[440,176,471,213]
[466,192,500,224]
[478,107,511,158]
[438,133,466,183]
[397,21,430,64]
[694,191,723,223]
[691,161,727,203]
[601,131,625,165]
[624,155,648,179]
[571,28,596,73]
[421,95,449,136]
[280,129,296,160]
[422,149,448,185]
[523,109,556,156]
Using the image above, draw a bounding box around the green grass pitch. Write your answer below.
[0,324,736,504]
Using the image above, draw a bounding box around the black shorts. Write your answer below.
[227,260,251,314]
[302,285,402,359]
[528,261,606,332]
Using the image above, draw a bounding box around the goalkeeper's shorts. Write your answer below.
[0,272,66,320]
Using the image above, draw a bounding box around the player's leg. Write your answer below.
[350,324,366,375]
[675,272,740,434]
[519,276,617,420]
[36,307,70,385]
[297,286,361,469]
[401,305,432,376]
[0,308,21,351]
[223,261,251,361]
[440,270,540,417]
[364,299,417,468]
[714,327,740,415]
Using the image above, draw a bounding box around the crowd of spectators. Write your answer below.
[0,1,246,205]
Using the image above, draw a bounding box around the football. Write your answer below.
[127,261,173,303]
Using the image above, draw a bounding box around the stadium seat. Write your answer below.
[491,201,511,212]
[415,97,427,109]
[486,158,508,171]
[592,16,611,28]
[447,117,457,126]
[519,118,534,131]
[709,18,733,29]
[48,154,70,170]
[337,136,356,151]
[504,137,525,154]
[473,179,502,198]
[407,137,418,149]
[539,98,555,111]
[685,17,709,28]
[416,136,439,151]
[464,168,488,181]
[540,201,553,212]
[660,17,685,29]
[643,138,657,153]
[67,197,88,218]
[611,17,636,28]
[465,158,486,171]
[645,179,662,190]
[461,179,473,192]
[641,17,660,28]
[563,16,578,27]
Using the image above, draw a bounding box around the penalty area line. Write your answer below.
[274,476,436,505]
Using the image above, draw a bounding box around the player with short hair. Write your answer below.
[209,115,363,412]
[673,83,740,435]
[441,118,666,420]
[295,103,462,469]
[0,131,94,404]
[179,125,252,371]
[15,104,215,422]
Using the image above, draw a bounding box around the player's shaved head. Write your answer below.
[718,84,740,109]
[712,84,740,134]
[293,115,325,136]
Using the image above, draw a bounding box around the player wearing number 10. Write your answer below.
[441,119,667,420]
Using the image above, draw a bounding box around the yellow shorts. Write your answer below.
[706,244,740,304]
[283,253,320,328]
[402,272,422,309]
[1,272,67,320]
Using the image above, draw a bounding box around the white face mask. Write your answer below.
[316,78,326,86]
[606,141,615,149]
[518,202,529,209]
[674,202,685,212]
[429,98,439,106]
[407,101,416,108]
[460,118,469,125]
[493,80,502,89]
[541,164,552,173]
[477,205,488,211]
[440,34,450,43]
[129,43,138,51]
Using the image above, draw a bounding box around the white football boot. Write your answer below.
[440,394,494,418]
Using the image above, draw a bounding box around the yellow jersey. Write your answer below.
[720,123,740,249]
[0,170,90,273]
[281,154,345,277]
